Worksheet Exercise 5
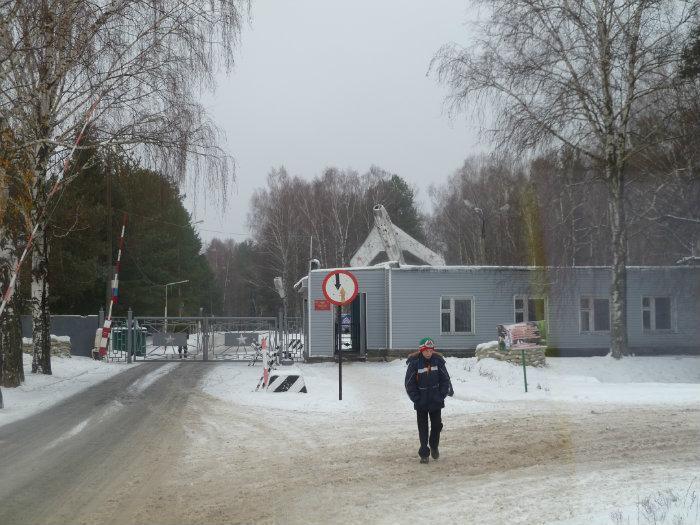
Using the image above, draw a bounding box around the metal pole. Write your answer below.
[283,303,288,358]
[202,316,209,362]
[164,285,168,333]
[127,308,132,364]
[521,348,528,393]
[198,307,203,357]
[337,304,342,401]
[277,308,282,365]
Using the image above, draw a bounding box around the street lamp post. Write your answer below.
[463,199,511,264]
[463,199,486,263]
[164,280,189,332]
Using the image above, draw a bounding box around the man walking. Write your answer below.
[405,337,453,464]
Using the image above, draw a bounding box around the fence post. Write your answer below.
[202,316,209,362]
[126,309,133,364]
[197,307,203,357]
[277,309,284,365]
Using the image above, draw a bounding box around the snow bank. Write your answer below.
[202,355,700,417]
[0,354,136,427]
[22,335,72,344]
[449,355,700,405]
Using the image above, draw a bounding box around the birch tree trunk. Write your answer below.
[0,251,24,387]
[31,221,51,375]
[608,169,628,358]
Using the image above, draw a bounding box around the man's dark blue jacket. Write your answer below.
[405,352,452,411]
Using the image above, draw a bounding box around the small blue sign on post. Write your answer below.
[341,314,351,328]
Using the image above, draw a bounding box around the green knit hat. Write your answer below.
[418,337,435,352]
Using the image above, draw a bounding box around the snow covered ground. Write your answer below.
[0,354,137,427]
[198,355,700,524]
[2,351,698,523]
[202,355,700,414]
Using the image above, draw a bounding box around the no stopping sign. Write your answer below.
[321,270,359,306]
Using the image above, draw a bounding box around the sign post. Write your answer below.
[322,270,359,401]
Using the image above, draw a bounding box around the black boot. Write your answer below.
[420,456,429,464]
[431,448,439,460]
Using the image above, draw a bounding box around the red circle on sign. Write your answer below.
[321,270,359,306]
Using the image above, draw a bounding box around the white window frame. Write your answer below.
[579,296,611,334]
[440,296,475,335]
[513,295,548,324]
[642,296,674,332]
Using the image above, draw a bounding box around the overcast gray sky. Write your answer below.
[186,1,485,242]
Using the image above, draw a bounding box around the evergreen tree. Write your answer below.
[49,150,215,316]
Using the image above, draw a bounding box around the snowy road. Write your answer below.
[176,397,700,524]
[0,362,205,525]
[0,362,698,524]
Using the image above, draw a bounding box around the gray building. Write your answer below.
[296,264,700,358]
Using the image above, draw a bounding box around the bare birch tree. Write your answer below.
[0,122,32,386]
[433,0,698,357]
[0,0,246,373]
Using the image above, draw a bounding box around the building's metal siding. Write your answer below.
[626,267,700,349]
[545,267,613,351]
[390,266,700,352]
[306,266,700,356]
[390,267,511,350]
[307,269,387,357]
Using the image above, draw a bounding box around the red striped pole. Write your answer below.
[98,212,128,358]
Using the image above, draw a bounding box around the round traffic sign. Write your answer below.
[321,270,359,306]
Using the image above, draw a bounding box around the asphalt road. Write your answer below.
[0,362,205,525]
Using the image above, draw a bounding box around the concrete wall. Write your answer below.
[21,315,99,357]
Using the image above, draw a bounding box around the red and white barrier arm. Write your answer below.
[98,212,128,357]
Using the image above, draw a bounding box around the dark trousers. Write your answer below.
[416,409,442,458]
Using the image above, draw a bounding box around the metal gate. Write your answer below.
[281,316,305,362]
[107,316,278,362]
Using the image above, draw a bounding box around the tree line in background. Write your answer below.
[205,166,424,318]
[428,144,699,268]
[213,120,697,320]
[49,148,215,318]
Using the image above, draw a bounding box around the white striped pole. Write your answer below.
[98,212,128,358]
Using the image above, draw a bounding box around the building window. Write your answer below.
[580,297,610,332]
[514,296,547,323]
[440,297,474,334]
[642,297,672,331]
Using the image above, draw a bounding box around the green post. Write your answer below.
[521,348,528,393]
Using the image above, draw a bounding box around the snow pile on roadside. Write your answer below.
[202,355,700,416]
[22,335,72,344]
[450,355,700,405]
[0,354,136,427]
[201,361,371,414]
